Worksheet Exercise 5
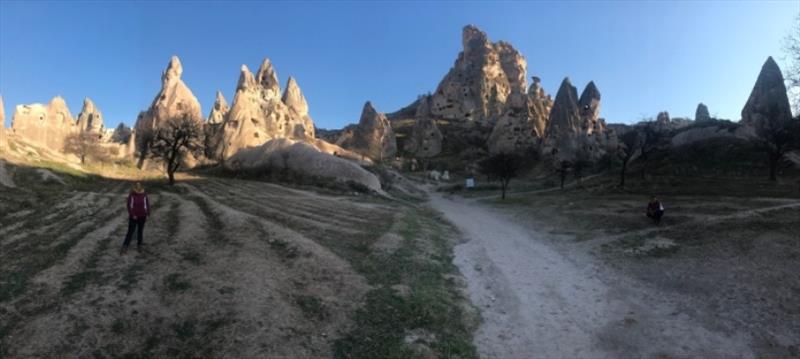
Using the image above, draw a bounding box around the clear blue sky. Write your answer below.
[1,1,797,130]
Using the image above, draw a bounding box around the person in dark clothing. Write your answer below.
[121,182,150,255]
[646,195,665,225]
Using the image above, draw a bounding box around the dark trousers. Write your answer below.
[647,210,664,224]
[123,217,147,248]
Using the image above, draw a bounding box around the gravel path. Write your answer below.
[430,193,755,359]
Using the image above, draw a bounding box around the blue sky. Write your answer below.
[1,1,797,130]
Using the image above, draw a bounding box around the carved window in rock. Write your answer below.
[254,132,260,138]
[250,118,258,126]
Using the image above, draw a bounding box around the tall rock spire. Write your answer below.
[255,58,281,100]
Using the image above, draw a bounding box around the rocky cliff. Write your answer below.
[0,95,6,150]
[429,25,527,124]
[221,60,315,159]
[403,96,443,158]
[134,56,204,160]
[338,102,397,161]
[205,91,229,159]
[76,98,104,134]
[741,57,793,131]
[11,96,77,151]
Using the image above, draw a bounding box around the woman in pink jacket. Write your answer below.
[121,182,150,255]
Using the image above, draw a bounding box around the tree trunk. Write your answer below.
[560,171,566,189]
[168,169,175,185]
[501,179,507,200]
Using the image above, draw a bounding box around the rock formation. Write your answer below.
[111,123,132,144]
[486,76,555,154]
[338,101,397,161]
[695,103,711,123]
[0,95,6,151]
[76,98,104,133]
[221,60,315,159]
[226,138,382,192]
[403,96,443,158]
[205,91,229,159]
[542,78,613,163]
[741,57,792,129]
[11,96,77,151]
[429,25,527,124]
[134,56,204,160]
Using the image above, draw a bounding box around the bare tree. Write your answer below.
[783,14,800,114]
[64,132,106,164]
[637,123,664,180]
[149,116,204,185]
[617,130,642,187]
[754,109,800,181]
[479,152,522,200]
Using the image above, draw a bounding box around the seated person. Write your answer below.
[646,195,665,225]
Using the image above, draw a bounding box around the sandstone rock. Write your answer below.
[0,95,6,151]
[134,56,204,160]
[670,123,754,147]
[429,25,527,124]
[222,61,315,159]
[542,78,611,162]
[226,138,382,192]
[741,57,792,130]
[76,98,104,133]
[695,103,711,123]
[11,96,77,151]
[403,96,443,158]
[205,91,229,159]
[338,101,397,161]
[528,76,553,138]
[207,91,229,125]
[111,123,132,143]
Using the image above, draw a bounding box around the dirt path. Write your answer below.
[429,193,755,359]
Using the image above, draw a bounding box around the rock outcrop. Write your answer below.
[226,138,382,192]
[403,96,443,158]
[11,96,77,151]
[429,25,527,124]
[111,123,132,144]
[695,103,711,123]
[134,56,204,159]
[338,101,397,161]
[486,76,555,154]
[76,98,104,133]
[741,57,792,130]
[542,78,613,163]
[205,91,229,159]
[221,60,315,159]
[0,95,6,150]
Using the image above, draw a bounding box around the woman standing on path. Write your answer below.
[121,182,150,255]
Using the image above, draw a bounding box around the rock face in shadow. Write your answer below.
[76,98,104,134]
[695,103,711,123]
[429,25,528,124]
[403,96,443,158]
[221,60,315,159]
[487,76,554,154]
[134,56,204,161]
[225,138,382,192]
[205,91,229,160]
[11,96,77,151]
[541,78,614,163]
[741,57,793,130]
[337,101,397,161]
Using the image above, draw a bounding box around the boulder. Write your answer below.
[11,96,77,151]
[429,25,527,124]
[741,57,793,132]
[338,101,397,161]
[403,96,443,158]
[695,103,711,123]
[76,98,104,133]
[222,61,315,159]
[134,56,204,160]
[226,138,382,192]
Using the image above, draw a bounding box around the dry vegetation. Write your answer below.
[0,161,476,358]
[469,171,800,357]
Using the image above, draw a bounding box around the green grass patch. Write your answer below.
[334,208,478,359]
